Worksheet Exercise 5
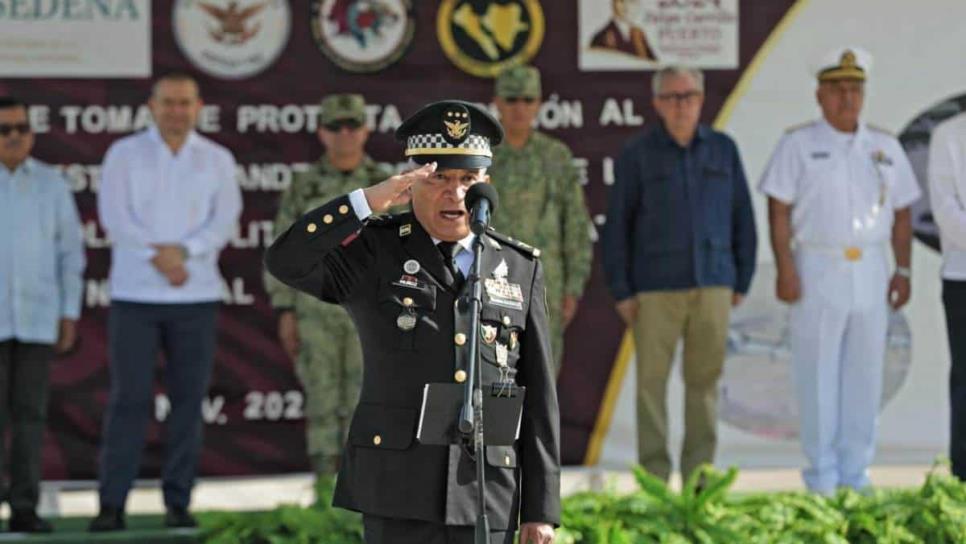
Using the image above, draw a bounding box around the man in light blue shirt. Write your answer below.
[0,96,85,534]
[89,74,242,532]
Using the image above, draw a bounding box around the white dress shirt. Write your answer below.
[98,126,242,303]
[928,112,966,280]
[759,119,921,248]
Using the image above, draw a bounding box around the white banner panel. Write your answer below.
[0,0,151,78]
[578,0,739,71]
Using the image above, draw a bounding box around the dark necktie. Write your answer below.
[437,241,464,287]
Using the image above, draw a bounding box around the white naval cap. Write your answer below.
[814,47,873,82]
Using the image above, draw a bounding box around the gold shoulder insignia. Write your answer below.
[867,124,895,137]
[784,120,815,134]
[485,227,540,259]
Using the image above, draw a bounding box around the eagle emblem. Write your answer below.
[199,1,266,45]
[442,104,471,145]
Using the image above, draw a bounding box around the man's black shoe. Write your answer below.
[9,511,53,533]
[164,506,197,529]
[88,506,125,532]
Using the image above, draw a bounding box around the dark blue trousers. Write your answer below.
[944,280,966,481]
[98,301,218,509]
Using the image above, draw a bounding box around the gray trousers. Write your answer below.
[98,301,218,510]
[0,340,53,512]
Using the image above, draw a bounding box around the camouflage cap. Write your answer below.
[319,94,367,126]
[495,65,542,99]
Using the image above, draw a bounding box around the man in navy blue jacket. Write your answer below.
[602,66,757,484]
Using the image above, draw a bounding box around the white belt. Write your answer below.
[795,243,885,262]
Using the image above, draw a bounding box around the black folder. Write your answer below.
[416,383,525,446]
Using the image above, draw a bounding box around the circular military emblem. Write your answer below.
[397,312,417,331]
[173,0,292,80]
[403,259,421,274]
[310,0,415,73]
[437,0,545,78]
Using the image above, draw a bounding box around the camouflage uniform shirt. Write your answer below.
[488,131,593,372]
[264,155,393,464]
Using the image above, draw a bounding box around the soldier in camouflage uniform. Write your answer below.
[264,94,393,477]
[489,66,593,374]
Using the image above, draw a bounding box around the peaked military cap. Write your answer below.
[395,100,504,169]
[816,47,872,82]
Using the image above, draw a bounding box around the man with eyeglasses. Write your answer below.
[759,48,920,494]
[489,65,592,375]
[264,93,393,482]
[0,96,85,533]
[602,66,757,484]
[266,100,559,543]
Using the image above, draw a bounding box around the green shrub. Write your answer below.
[199,462,965,543]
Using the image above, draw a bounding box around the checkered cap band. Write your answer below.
[405,133,492,157]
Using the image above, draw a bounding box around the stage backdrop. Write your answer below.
[9,0,950,482]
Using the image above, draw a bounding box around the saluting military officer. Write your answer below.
[489,65,593,373]
[759,48,921,494]
[264,94,393,479]
[265,100,559,544]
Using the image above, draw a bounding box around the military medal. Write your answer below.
[495,342,509,367]
[493,259,509,279]
[484,277,525,311]
[481,324,498,344]
[397,311,417,331]
[509,330,519,350]
[395,275,420,289]
[403,259,421,275]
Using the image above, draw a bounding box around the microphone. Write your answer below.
[466,183,499,235]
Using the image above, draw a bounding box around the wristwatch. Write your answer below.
[895,266,911,278]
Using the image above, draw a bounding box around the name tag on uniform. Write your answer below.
[811,151,830,159]
[484,277,524,310]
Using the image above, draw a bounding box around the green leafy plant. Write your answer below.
[199,476,364,544]
[198,462,965,543]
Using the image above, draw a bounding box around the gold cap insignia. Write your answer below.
[442,104,471,145]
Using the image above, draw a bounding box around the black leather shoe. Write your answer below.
[164,506,197,529]
[9,511,53,533]
[88,506,125,532]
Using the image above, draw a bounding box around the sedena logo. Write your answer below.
[174,0,292,80]
[0,0,142,20]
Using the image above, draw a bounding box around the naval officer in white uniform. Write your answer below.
[759,48,921,493]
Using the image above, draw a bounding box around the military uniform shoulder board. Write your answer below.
[867,124,895,137]
[485,228,541,259]
[366,213,405,228]
[784,120,816,134]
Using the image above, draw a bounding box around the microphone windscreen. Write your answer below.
[465,183,499,214]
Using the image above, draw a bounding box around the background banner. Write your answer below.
[15,1,954,482]
[0,0,151,78]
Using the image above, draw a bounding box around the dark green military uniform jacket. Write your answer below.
[264,193,561,530]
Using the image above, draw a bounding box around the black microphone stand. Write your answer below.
[458,231,489,544]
